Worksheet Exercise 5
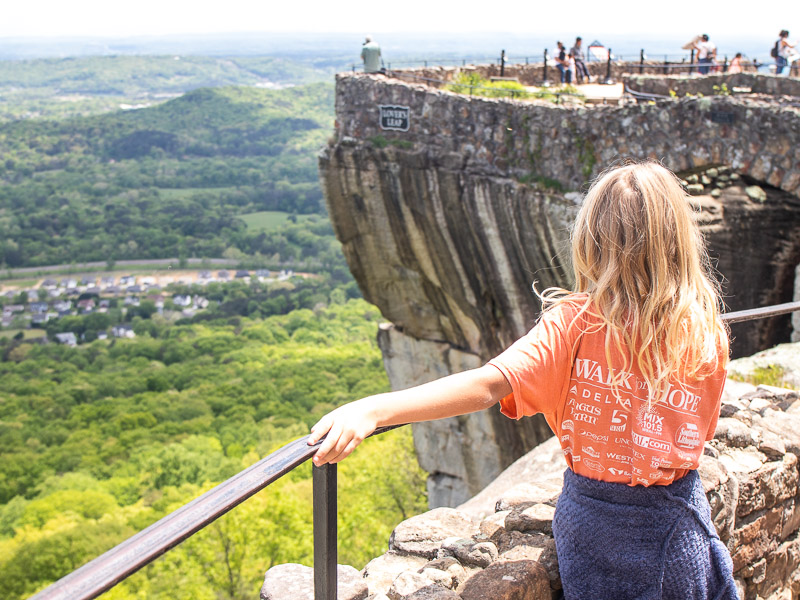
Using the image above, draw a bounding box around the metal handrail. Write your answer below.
[723,300,800,324]
[27,423,401,600]
[351,54,702,72]
[29,435,321,600]
[28,302,800,600]
[623,84,672,101]
[351,55,780,75]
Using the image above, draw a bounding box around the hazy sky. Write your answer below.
[3,0,789,38]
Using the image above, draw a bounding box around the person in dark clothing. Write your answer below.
[555,41,567,83]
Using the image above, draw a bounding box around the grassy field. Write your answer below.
[0,278,37,288]
[0,328,47,339]
[238,211,313,231]
[156,187,240,200]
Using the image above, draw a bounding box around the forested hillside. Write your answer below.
[0,54,422,600]
[0,298,426,599]
[0,84,336,268]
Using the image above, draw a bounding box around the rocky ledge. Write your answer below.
[262,344,800,600]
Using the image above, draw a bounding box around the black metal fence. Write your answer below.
[29,301,800,600]
[351,47,788,76]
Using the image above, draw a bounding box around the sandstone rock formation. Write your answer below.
[262,376,800,600]
[320,71,800,505]
[260,563,367,600]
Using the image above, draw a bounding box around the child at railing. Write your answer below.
[309,161,737,599]
[565,52,576,85]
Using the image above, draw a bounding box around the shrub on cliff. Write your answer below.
[446,73,531,99]
[446,73,583,104]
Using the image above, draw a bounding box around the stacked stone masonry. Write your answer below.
[331,72,800,195]
[321,72,800,508]
[623,73,800,98]
[262,381,800,600]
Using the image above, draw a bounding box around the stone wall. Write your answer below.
[262,375,800,600]
[322,72,800,506]
[623,72,800,97]
[331,73,800,195]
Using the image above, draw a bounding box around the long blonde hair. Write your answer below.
[543,161,728,404]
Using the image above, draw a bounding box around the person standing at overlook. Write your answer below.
[309,161,738,599]
[694,34,716,75]
[775,30,797,75]
[565,51,576,84]
[570,37,590,83]
[728,52,743,74]
[361,35,382,74]
[554,41,567,83]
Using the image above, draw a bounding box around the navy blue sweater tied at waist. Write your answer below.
[552,468,738,600]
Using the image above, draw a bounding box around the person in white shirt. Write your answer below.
[775,30,797,75]
[566,52,576,84]
[694,34,716,75]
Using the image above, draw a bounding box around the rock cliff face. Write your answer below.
[320,72,800,506]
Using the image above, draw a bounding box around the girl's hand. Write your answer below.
[308,401,377,466]
[306,364,508,466]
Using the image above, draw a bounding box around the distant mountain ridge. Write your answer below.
[0,84,335,268]
[0,55,332,91]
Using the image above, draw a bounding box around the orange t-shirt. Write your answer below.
[488,299,727,487]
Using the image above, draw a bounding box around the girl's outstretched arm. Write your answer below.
[308,364,511,465]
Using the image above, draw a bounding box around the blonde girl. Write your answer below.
[309,162,737,599]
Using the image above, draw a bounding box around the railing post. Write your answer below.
[690,49,695,75]
[723,56,728,73]
[604,48,613,84]
[313,464,337,600]
[542,48,550,87]
[500,49,506,77]
[664,55,668,75]
[640,49,645,74]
